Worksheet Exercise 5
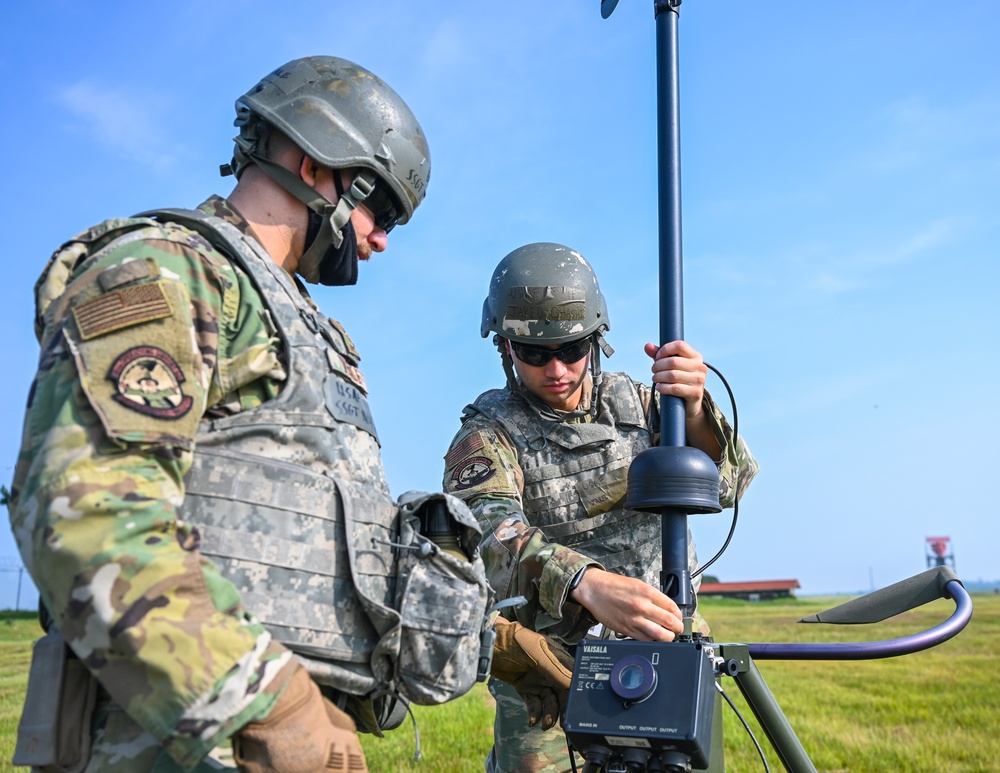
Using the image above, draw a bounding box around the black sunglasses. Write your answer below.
[363,183,399,234]
[511,338,592,367]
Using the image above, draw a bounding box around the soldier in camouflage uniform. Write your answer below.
[7,57,566,773]
[442,243,760,773]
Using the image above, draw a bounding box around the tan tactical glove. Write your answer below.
[233,664,368,773]
[490,619,575,730]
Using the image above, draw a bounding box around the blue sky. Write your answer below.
[1,1,997,611]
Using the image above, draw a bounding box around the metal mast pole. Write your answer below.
[624,0,721,619]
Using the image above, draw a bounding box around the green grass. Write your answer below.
[0,615,40,772]
[0,596,996,772]
[704,593,1000,772]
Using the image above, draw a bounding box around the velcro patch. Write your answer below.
[325,376,380,444]
[108,346,194,419]
[505,285,586,323]
[576,465,629,516]
[97,258,159,291]
[72,281,173,340]
[444,430,518,499]
[444,431,485,469]
[451,456,497,491]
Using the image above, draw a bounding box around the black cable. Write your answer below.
[717,681,770,773]
[691,362,741,580]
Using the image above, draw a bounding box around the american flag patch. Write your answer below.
[72,282,173,340]
[445,431,486,469]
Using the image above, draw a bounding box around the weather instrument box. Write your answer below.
[563,639,717,770]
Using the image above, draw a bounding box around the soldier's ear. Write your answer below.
[298,154,320,186]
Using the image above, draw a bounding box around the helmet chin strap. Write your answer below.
[591,330,614,386]
[239,143,375,283]
[494,335,520,393]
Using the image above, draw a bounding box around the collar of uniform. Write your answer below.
[198,194,254,236]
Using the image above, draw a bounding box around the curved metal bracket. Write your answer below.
[746,568,973,661]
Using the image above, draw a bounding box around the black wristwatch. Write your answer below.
[568,566,590,598]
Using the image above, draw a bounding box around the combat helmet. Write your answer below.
[482,242,615,408]
[481,242,610,344]
[222,56,431,282]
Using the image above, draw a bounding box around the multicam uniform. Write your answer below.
[443,371,758,773]
[9,196,385,772]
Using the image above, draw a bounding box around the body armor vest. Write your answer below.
[27,208,488,729]
[466,373,668,586]
[153,209,402,698]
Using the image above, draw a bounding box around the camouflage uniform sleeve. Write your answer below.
[700,389,760,507]
[9,221,292,769]
[639,381,759,508]
[442,418,600,641]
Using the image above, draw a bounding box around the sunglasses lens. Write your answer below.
[512,345,549,366]
[376,207,397,233]
[512,339,591,366]
[367,185,398,233]
[558,340,591,363]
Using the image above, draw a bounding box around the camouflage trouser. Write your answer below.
[486,678,573,773]
[485,675,726,773]
[79,697,235,773]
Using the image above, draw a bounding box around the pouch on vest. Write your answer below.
[393,491,493,705]
[338,690,411,736]
[13,628,98,773]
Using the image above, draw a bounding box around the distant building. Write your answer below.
[699,579,800,601]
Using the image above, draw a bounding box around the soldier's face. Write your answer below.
[508,340,591,412]
[350,196,388,260]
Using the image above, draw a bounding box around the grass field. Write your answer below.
[0,592,996,772]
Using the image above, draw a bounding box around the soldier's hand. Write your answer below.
[233,664,368,773]
[570,568,684,642]
[645,340,707,419]
[490,619,574,730]
[644,339,724,462]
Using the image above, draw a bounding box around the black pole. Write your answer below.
[656,0,687,449]
[625,0,722,617]
[562,5,726,766]
[655,0,691,613]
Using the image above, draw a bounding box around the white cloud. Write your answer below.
[56,80,182,171]
[856,218,960,269]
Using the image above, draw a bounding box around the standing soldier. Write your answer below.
[7,56,556,773]
[443,242,760,773]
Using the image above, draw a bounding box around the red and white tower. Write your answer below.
[925,536,956,570]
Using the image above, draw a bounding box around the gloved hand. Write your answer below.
[233,663,368,773]
[490,619,575,730]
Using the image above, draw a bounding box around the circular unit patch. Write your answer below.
[452,455,498,490]
[109,345,194,419]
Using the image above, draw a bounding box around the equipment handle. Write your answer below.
[747,571,972,661]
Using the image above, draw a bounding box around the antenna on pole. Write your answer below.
[617,0,722,621]
[562,6,724,768]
